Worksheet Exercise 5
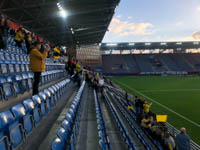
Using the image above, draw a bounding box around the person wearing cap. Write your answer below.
[176,128,190,150]
[29,41,49,95]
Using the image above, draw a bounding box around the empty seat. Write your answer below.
[38,91,51,113]
[0,77,14,100]
[23,99,40,126]
[11,104,33,135]
[0,131,10,150]
[51,137,64,150]
[0,110,24,149]
[57,127,69,142]
[32,95,46,117]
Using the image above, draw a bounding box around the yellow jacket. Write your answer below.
[14,31,24,42]
[29,48,48,72]
[143,102,152,113]
[76,63,81,72]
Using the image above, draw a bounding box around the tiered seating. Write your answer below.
[0,78,71,150]
[0,37,66,101]
[107,91,153,150]
[103,91,136,150]
[111,88,163,150]
[93,90,111,150]
[51,81,86,150]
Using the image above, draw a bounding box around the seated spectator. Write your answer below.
[176,128,190,150]
[141,116,152,131]
[14,27,25,48]
[151,124,164,140]
[163,132,176,150]
[143,101,152,116]
[99,76,104,95]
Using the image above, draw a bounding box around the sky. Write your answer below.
[102,0,200,43]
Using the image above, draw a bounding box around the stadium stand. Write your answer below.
[102,53,200,75]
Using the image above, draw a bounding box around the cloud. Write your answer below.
[108,18,154,37]
[127,16,132,19]
[192,31,200,40]
[116,15,122,18]
[175,22,183,27]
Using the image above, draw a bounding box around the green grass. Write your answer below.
[109,76,200,145]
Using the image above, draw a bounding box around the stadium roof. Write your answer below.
[100,41,200,50]
[0,0,119,46]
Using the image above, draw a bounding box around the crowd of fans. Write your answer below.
[127,96,191,150]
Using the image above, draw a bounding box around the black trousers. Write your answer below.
[33,72,41,95]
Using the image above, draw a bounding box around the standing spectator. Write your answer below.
[70,57,75,76]
[163,132,176,150]
[74,60,82,86]
[125,92,129,105]
[14,28,24,48]
[176,128,190,150]
[143,101,152,116]
[99,77,104,94]
[29,41,49,95]
[25,32,32,53]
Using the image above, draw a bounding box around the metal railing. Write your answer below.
[165,122,200,150]
[110,81,200,150]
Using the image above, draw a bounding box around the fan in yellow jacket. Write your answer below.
[14,28,25,48]
[29,41,49,95]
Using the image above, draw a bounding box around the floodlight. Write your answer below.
[106,43,117,46]
[129,43,135,46]
[59,10,68,18]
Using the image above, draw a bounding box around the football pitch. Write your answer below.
[110,76,200,145]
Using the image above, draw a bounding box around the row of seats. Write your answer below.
[0,78,71,150]
[107,91,153,150]
[93,90,111,150]
[51,81,86,150]
[0,50,65,75]
[0,70,66,101]
[111,89,163,150]
[103,91,136,150]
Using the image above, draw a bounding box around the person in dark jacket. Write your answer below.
[176,128,190,150]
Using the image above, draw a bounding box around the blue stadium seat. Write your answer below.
[99,139,106,150]
[0,76,14,99]
[32,95,46,117]
[23,99,40,126]
[0,131,10,150]
[57,127,69,142]
[7,76,21,95]
[0,110,24,149]
[51,137,65,150]
[61,120,71,131]
[0,60,8,75]
[11,104,33,135]
[38,91,51,113]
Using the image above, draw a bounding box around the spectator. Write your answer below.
[70,57,75,76]
[14,28,25,48]
[29,41,49,95]
[141,115,152,130]
[143,101,152,116]
[73,60,82,86]
[163,132,176,150]
[99,77,104,94]
[25,32,32,53]
[125,92,129,104]
[176,128,190,150]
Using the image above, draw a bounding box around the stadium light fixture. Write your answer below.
[193,41,199,45]
[106,43,117,46]
[176,42,182,45]
[59,10,68,18]
[129,43,135,46]
[160,42,167,45]
[145,43,151,46]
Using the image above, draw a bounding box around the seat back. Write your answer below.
[11,104,33,135]
[51,137,64,150]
